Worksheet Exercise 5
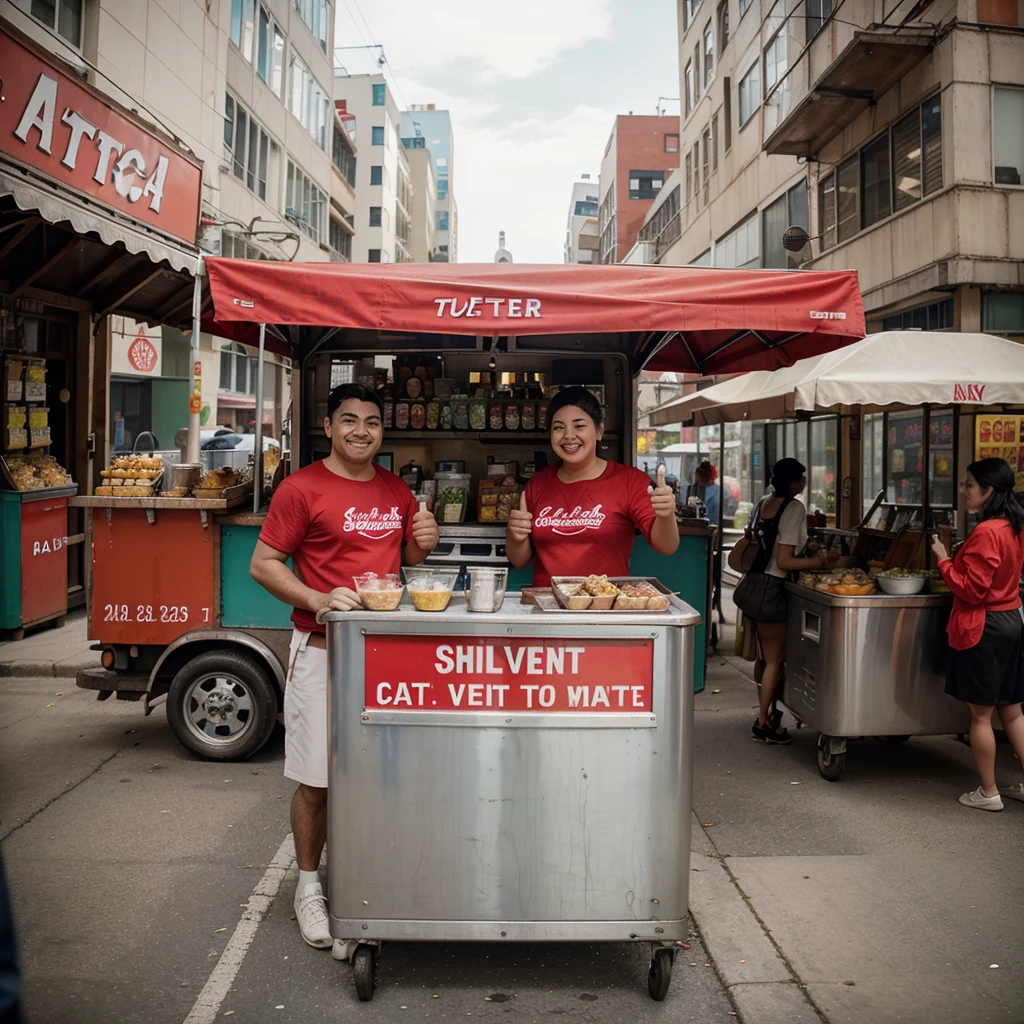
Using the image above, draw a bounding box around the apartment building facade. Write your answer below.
[328,110,357,261]
[335,72,413,262]
[565,176,600,263]
[3,0,338,439]
[642,0,1023,337]
[405,147,437,264]
[598,114,681,264]
[401,105,457,262]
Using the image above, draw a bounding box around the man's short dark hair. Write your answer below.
[327,383,384,421]
[546,386,604,429]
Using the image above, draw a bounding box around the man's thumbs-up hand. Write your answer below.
[648,463,676,519]
[412,500,439,552]
[507,490,533,544]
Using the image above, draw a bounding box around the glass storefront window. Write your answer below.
[886,411,924,504]
[808,418,836,517]
[929,408,955,508]
[863,413,884,514]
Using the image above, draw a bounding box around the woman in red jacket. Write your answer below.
[932,458,1024,811]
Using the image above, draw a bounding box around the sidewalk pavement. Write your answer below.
[689,606,1024,1024]
[0,609,96,678]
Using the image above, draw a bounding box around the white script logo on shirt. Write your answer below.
[535,504,607,537]
[344,505,404,541]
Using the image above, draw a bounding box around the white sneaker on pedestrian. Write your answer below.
[998,782,1024,803]
[958,786,1003,811]
[332,938,358,962]
[294,882,332,948]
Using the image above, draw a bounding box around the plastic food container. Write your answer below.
[466,567,508,613]
[354,573,405,611]
[403,567,458,612]
[434,472,472,524]
[876,575,926,595]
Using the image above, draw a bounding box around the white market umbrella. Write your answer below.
[649,331,1024,426]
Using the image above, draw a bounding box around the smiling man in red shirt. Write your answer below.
[250,383,438,959]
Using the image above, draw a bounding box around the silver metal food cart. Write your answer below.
[320,591,701,1001]
[781,583,966,780]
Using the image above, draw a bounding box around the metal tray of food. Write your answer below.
[547,576,672,612]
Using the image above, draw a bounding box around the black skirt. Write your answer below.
[733,572,788,625]
[945,610,1024,706]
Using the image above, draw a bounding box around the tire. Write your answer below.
[816,733,846,782]
[353,945,375,1002]
[648,949,673,1001]
[166,649,277,761]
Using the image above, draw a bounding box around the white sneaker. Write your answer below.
[294,882,332,948]
[998,782,1024,803]
[958,786,1003,812]
[332,938,359,962]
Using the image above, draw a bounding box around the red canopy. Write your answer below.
[203,259,865,375]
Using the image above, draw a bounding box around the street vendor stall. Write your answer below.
[76,259,866,761]
[650,331,1024,779]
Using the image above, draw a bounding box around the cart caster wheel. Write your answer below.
[11,629,24,642]
[53,615,66,629]
[352,945,376,1002]
[647,948,673,1001]
[817,734,846,782]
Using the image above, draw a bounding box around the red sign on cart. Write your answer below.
[363,636,654,712]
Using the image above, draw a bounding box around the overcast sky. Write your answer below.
[334,0,680,264]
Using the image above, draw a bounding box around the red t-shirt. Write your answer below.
[259,460,417,633]
[524,462,656,587]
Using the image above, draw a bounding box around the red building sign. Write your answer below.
[0,25,202,246]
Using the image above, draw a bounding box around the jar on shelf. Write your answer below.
[395,400,411,430]
[451,395,470,431]
[521,401,536,432]
[468,397,487,431]
[504,401,520,431]
[426,399,441,431]
[489,400,504,431]
[410,400,426,431]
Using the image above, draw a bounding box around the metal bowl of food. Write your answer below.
[353,573,405,611]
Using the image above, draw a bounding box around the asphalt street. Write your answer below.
[0,676,735,1024]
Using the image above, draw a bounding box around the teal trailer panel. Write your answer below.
[220,524,293,629]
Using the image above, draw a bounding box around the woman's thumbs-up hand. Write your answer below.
[648,464,676,519]
[507,491,533,544]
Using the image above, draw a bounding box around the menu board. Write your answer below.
[975,415,1024,490]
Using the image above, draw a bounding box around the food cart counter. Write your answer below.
[781,582,966,781]
[321,588,700,1001]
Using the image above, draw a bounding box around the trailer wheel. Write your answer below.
[647,948,673,1001]
[352,945,376,1001]
[816,733,846,782]
[166,650,277,761]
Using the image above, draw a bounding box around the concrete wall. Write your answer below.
[406,147,436,264]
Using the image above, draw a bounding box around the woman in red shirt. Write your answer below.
[506,386,679,586]
[932,458,1024,811]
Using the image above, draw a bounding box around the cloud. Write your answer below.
[338,0,615,80]
[454,105,614,263]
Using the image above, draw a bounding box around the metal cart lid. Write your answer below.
[320,593,701,628]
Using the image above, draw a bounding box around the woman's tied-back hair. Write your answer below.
[968,458,1024,535]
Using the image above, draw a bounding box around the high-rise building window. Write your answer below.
[714,213,759,268]
[437,210,449,231]
[665,133,680,153]
[372,84,386,106]
[711,111,720,172]
[836,154,859,242]
[983,293,1024,333]
[285,159,327,243]
[369,206,382,227]
[231,0,256,62]
[883,299,955,332]
[691,143,700,197]
[739,0,754,16]
[818,173,836,250]
[701,126,711,202]
[292,0,330,51]
[683,0,705,30]
[332,126,357,187]
[685,60,695,116]
[994,86,1024,186]
[703,21,715,88]
[367,249,382,263]
[762,182,809,268]
[861,132,892,228]
[288,55,329,149]
[370,165,383,186]
[15,0,82,45]
[371,126,385,146]
[256,5,284,95]
[437,179,449,199]
[806,0,835,42]
[739,61,760,128]
[628,170,665,200]
[685,152,693,204]
[764,28,787,95]
[224,92,275,201]
[716,0,729,55]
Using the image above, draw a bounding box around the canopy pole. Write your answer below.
[254,322,266,513]
[185,258,204,466]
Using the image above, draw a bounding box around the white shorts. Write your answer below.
[284,629,329,789]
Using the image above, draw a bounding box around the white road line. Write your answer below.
[183,832,296,1024]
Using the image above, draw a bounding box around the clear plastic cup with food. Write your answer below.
[402,567,458,612]
[353,572,405,611]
